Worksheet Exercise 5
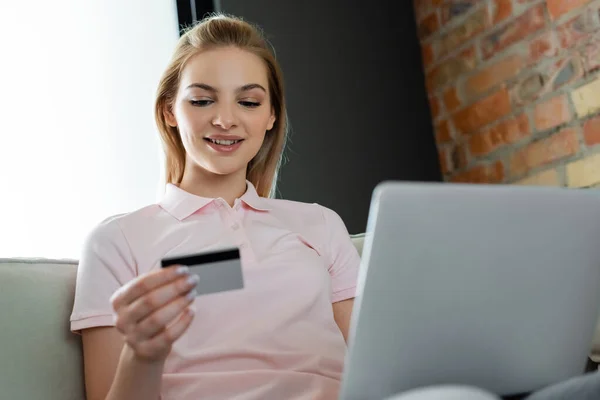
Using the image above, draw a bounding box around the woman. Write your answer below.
[70,13,359,400]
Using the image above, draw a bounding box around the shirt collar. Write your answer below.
[240,180,271,212]
[159,180,270,221]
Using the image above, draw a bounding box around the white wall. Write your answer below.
[0,0,180,258]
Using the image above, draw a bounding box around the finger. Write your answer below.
[110,265,190,310]
[134,288,197,340]
[135,307,195,355]
[123,273,199,327]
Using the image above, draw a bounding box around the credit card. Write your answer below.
[161,247,243,297]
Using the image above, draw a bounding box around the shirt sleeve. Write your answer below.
[320,205,361,303]
[70,216,137,334]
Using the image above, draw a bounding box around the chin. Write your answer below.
[199,160,248,177]
[210,167,244,176]
[188,149,254,177]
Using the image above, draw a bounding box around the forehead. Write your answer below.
[180,47,269,89]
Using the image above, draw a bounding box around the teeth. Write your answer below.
[208,138,240,145]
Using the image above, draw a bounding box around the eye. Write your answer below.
[239,101,261,108]
[190,99,213,107]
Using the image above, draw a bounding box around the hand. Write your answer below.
[110,265,199,363]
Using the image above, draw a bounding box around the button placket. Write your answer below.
[222,203,239,231]
[221,203,244,239]
[236,226,252,252]
[226,206,255,261]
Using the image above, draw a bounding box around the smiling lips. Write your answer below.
[203,136,244,153]
[206,138,242,145]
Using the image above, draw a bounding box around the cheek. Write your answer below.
[180,133,200,157]
[177,119,204,150]
[176,107,198,130]
[182,132,201,147]
[177,108,211,140]
[245,113,274,136]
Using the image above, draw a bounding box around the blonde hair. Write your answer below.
[154,14,288,198]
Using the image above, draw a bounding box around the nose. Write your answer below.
[211,103,237,130]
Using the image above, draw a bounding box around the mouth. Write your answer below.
[204,138,244,146]
[203,137,244,153]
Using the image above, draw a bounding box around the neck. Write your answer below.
[178,165,248,207]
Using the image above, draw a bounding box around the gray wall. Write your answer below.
[217,0,441,233]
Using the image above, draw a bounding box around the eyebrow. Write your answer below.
[186,83,267,93]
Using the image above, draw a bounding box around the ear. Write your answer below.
[164,105,178,127]
[267,110,276,131]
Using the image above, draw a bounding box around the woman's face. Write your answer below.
[165,46,275,178]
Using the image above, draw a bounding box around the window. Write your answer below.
[0,0,180,259]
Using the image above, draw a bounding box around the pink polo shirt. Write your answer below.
[70,181,360,399]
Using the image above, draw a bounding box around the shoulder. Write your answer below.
[262,198,335,221]
[83,204,163,249]
[262,198,347,233]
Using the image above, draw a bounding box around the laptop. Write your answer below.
[339,182,600,400]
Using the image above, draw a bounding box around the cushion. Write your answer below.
[0,258,85,400]
[350,233,365,256]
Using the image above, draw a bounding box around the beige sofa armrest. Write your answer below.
[0,259,85,400]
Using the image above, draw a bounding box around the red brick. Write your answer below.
[441,0,478,25]
[511,54,583,106]
[414,0,431,22]
[419,12,440,38]
[469,114,530,157]
[584,115,600,146]
[438,142,468,175]
[491,0,513,24]
[426,46,477,91]
[453,88,512,135]
[436,7,489,59]
[583,37,600,71]
[514,0,544,13]
[422,43,435,68]
[547,0,591,20]
[451,142,469,170]
[510,127,579,177]
[556,11,600,49]
[534,94,573,131]
[429,95,441,120]
[450,160,505,183]
[443,86,462,113]
[436,120,453,143]
[415,0,445,21]
[511,73,546,106]
[583,38,600,73]
[439,147,451,174]
[529,31,560,64]
[481,4,546,60]
[464,54,524,99]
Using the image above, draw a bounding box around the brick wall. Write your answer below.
[415,0,600,187]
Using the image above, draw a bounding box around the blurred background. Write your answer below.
[0,0,439,258]
[10,0,598,258]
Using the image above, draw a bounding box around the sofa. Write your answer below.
[0,234,598,400]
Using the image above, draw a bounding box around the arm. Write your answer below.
[80,267,197,400]
[82,327,164,400]
[332,298,354,344]
[72,221,196,400]
[319,205,360,344]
